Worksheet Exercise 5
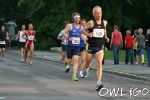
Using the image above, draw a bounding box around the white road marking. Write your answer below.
[0,97,6,99]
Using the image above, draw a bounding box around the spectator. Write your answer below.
[133,30,138,63]
[125,30,134,65]
[110,25,123,65]
[145,29,150,67]
[136,28,145,65]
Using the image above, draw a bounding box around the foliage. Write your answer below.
[0,0,149,49]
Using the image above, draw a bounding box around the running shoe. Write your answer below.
[141,62,145,65]
[79,71,84,78]
[65,64,70,73]
[29,61,32,65]
[21,59,24,63]
[83,70,89,78]
[72,75,78,81]
[96,82,104,91]
[1,58,4,61]
[135,62,138,65]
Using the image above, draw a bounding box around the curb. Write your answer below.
[9,51,150,82]
[34,56,150,82]
[103,69,150,82]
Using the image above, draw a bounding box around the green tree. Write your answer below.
[1,0,149,49]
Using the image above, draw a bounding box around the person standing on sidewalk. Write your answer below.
[18,25,27,63]
[133,30,138,64]
[79,19,87,78]
[110,25,123,65]
[24,23,36,65]
[83,6,109,91]
[125,30,134,65]
[57,21,69,63]
[136,28,145,65]
[145,29,150,67]
[0,26,9,61]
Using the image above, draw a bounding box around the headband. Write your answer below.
[73,15,80,19]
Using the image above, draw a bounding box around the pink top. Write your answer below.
[112,30,122,45]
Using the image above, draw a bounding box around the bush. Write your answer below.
[35,37,58,50]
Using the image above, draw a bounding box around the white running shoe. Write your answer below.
[79,71,84,78]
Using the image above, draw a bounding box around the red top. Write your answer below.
[28,30,35,36]
[112,30,122,45]
[27,30,35,43]
[125,35,134,48]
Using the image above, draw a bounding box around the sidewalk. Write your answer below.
[10,49,150,82]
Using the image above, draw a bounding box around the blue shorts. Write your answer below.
[88,47,102,54]
[67,46,80,59]
[80,47,86,53]
[137,48,145,56]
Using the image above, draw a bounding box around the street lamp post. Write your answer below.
[5,20,17,46]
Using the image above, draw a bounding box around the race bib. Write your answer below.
[0,41,5,44]
[28,36,34,40]
[72,37,80,44]
[93,29,104,38]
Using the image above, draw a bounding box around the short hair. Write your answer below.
[138,28,143,33]
[126,30,131,34]
[147,29,150,34]
[139,28,143,31]
[134,29,138,35]
[72,12,80,18]
[28,23,33,26]
[114,25,119,30]
[80,19,86,23]
[64,21,70,25]
[1,25,5,30]
[93,6,102,14]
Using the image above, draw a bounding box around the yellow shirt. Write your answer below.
[133,38,137,49]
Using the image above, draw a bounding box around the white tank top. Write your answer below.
[19,31,26,42]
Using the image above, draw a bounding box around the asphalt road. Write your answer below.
[0,51,149,100]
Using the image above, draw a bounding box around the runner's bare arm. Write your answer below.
[81,34,86,41]
[33,31,36,42]
[82,20,93,37]
[57,35,62,40]
[6,32,9,41]
[63,24,71,39]
[110,32,113,48]
[57,31,64,40]
[17,31,20,40]
[24,30,28,36]
[103,20,109,43]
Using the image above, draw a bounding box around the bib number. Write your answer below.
[28,36,34,40]
[93,29,104,38]
[0,41,5,44]
[72,37,80,44]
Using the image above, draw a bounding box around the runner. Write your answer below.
[57,21,69,63]
[63,12,83,81]
[79,19,87,78]
[18,25,27,63]
[0,26,9,61]
[145,29,150,67]
[24,23,35,65]
[83,6,109,91]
